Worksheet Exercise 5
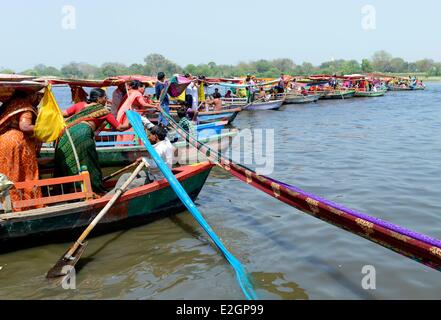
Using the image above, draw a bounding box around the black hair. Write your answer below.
[157,72,165,81]
[87,88,106,103]
[150,125,168,141]
[184,73,191,78]
[213,92,222,99]
[184,94,193,108]
[177,107,187,119]
[129,80,144,90]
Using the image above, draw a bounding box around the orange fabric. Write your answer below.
[0,99,42,212]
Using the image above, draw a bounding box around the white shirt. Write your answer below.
[186,83,199,110]
[147,139,175,181]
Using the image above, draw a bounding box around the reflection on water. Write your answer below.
[1,85,441,299]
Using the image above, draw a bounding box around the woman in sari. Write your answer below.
[116,80,158,143]
[0,90,42,210]
[54,88,130,194]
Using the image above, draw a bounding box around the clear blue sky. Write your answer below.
[1,0,440,71]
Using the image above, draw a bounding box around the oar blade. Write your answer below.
[46,241,88,280]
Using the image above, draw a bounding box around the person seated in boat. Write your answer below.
[225,90,234,98]
[205,94,223,111]
[257,87,267,101]
[177,107,196,136]
[300,87,309,96]
[108,126,175,194]
[0,90,43,211]
[276,74,285,94]
[213,88,222,99]
[55,89,133,195]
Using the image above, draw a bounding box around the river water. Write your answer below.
[0,85,440,299]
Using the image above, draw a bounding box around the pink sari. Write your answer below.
[116,90,143,143]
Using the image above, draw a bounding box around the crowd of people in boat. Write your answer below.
[0,73,184,212]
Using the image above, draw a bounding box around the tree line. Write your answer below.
[1,51,441,79]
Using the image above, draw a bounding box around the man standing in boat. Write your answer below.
[245,74,256,104]
[155,72,170,126]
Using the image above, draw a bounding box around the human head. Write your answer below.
[88,88,107,105]
[117,83,127,92]
[148,125,168,144]
[177,107,188,119]
[129,79,145,94]
[157,72,165,81]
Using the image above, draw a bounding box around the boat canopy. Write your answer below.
[0,81,46,103]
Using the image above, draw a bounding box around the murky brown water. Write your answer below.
[1,85,440,299]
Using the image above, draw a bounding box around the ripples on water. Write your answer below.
[0,85,440,299]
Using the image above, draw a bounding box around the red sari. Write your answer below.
[0,98,41,211]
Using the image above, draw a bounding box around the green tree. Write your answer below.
[371,50,393,72]
[341,60,361,74]
[0,68,16,74]
[144,54,182,76]
[128,63,146,74]
[98,62,128,77]
[272,58,296,74]
[361,59,373,72]
[389,58,408,73]
[415,59,434,73]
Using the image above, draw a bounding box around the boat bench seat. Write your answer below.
[8,172,95,211]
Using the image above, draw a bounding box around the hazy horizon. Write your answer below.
[1,0,440,71]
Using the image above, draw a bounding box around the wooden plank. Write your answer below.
[13,192,94,209]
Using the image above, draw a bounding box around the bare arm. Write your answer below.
[19,111,35,134]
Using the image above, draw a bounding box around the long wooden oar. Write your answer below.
[46,160,147,280]
[126,110,257,300]
[103,158,142,182]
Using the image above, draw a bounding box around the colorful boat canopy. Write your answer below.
[34,75,155,88]
[0,74,36,82]
[0,81,46,103]
[160,75,192,103]
[215,79,279,88]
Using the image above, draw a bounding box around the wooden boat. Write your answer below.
[284,93,321,104]
[243,99,283,111]
[39,130,239,168]
[169,107,242,124]
[354,90,387,97]
[321,89,356,99]
[221,97,248,107]
[387,85,413,91]
[0,162,213,248]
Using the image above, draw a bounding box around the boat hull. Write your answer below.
[284,94,320,104]
[0,163,213,250]
[170,108,241,125]
[39,131,238,168]
[354,90,386,97]
[244,100,283,110]
[321,90,356,99]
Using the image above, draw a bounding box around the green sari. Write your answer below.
[54,104,110,194]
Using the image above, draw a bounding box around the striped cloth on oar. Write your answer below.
[159,107,441,272]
